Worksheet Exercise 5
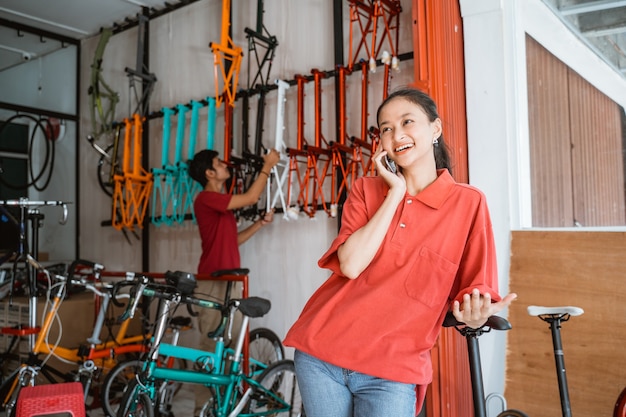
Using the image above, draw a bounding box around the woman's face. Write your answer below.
[377,97,442,169]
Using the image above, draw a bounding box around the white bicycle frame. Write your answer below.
[267,79,297,220]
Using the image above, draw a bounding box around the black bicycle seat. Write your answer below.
[169,315,192,328]
[211,268,250,277]
[237,297,271,318]
[443,311,511,331]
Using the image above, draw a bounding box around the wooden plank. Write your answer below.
[505,231,626,417]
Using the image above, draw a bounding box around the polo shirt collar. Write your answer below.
[413,169,456,209]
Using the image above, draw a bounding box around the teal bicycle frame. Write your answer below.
[119,279,293,417]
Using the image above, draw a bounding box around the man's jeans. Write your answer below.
[294,349,417,417]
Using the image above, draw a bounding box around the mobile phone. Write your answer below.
[384,156,397,174]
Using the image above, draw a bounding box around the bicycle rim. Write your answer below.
[198,387,216,417]
[248,359,304,416]
[101,359,143,417]
[97,142,123,197]
[249,328,285,374]
[616,386,626,417]
[118,379,154,417]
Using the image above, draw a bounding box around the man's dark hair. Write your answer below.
[188,149,219,188]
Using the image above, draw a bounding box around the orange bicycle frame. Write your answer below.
[210,0,243,108]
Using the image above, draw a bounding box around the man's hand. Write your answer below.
[262,149,280,170]
[451,288,517,329]
[259,209,274,226]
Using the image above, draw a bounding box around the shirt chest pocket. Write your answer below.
[405,247,457,309]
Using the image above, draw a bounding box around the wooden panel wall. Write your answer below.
[526,36,573,227]
[505,231,626,417]
[568,72,625,226]
[526,35,625,227]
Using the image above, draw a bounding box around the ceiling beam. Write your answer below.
[583,25,626,37]
[0,7,89,36]
[560,0,626,16]
[0,17,79,45]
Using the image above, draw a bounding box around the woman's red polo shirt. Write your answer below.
[284,169,501,384]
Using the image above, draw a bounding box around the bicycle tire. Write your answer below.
[198,386,217,417]
[249,327,285,373]
[117,378,154,417]
[497,410,530,417]
[101,359,143,417]
[102,357,187,417]
[615,386,626,417]
[97,141,123,197]
[248,359,304,416]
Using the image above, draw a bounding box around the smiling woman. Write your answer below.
[284,87,517,417]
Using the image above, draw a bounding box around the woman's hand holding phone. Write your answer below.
[384,155,397,174]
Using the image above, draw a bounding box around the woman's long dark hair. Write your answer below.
[376,87,451,171]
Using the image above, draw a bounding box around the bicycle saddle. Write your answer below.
[170,315,192,328]
[443,311,511,331]
[527,305,584,317]
[211,268,250,277]
[237,297,271,318]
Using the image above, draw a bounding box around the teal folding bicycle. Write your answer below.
[115,273,303,417]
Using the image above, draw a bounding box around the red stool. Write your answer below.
[16,382,85,417]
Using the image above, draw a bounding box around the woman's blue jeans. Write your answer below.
[294,349,418,417]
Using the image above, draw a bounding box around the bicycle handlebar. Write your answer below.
[116,273,223,323]
[25,255,117,299]
[116,272,269,326]
[0,198,72,225]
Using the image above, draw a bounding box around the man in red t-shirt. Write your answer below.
[188,148,279,414]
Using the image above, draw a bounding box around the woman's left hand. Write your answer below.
[451,288,518,329]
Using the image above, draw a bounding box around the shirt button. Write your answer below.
[407,199,412,204]
[400,223,406,228]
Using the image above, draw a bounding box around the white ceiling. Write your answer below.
[0,0,624,78]
[0,0,192,72]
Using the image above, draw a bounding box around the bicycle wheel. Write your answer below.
[97,141,123,197]
[102,357,187,417]
[248,359,304,416]
[117,379,155,417]
[497,410,530,417]
[615,386,626,417]
[101,359,143,417]
[249,327,285,374]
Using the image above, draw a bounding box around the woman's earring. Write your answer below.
[433,137,439,148]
